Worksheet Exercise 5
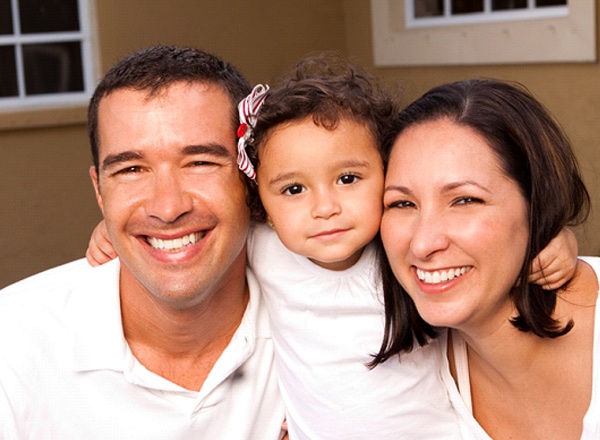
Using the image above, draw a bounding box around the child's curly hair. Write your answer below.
[247,52,400,222]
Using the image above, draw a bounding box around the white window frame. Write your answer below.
[371,0,595,66]
[0,0,98,112]
[406,0,569,29]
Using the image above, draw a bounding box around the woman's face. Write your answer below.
[381,118,529,335]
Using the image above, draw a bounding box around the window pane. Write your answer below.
[415,0,444,17]
[19,0,80,33]
[536,0,567,6]
[493,0,527,10]
[0,0,12,34]
[451,0,484,14]
[23,42,83,95]
[0,45,18,97]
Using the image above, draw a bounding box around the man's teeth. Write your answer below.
[416,267,472,284]
[147,232,204,251]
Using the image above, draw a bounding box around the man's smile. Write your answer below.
[146,231,207,252]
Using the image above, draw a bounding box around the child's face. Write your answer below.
[256,117,384,271]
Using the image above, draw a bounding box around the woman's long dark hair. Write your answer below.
[371,79,590,366]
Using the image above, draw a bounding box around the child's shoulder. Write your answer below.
[249,222,279,247]
[248,222,288,261]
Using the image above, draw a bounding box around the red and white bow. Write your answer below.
[237,84,269,180]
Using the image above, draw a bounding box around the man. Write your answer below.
[0,46,284,439]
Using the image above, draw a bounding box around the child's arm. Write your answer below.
[528,227,578,290]
[280,420,289,440]
[85,220,117,267]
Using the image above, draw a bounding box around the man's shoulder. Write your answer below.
[1,258,94,298]
[0,258,121,351]
[0,259,120,317]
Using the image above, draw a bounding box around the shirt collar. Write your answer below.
[68,260,268,393]
[196,267,267,399]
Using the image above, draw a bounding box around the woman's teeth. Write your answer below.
[416,266,472,284]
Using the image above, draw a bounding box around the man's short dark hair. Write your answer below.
[88,45,251,171]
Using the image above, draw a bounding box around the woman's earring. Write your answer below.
[267,218,275,229]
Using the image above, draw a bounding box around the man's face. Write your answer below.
[90,82,250,309]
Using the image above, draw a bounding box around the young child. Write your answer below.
[87,55,578,439]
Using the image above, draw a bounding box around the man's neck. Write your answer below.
[119,271,249,391]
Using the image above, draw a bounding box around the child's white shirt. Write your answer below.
[247,223,461,439]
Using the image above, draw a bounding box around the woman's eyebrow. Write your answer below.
[383,180,491,194]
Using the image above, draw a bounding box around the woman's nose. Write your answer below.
[409,211,450,260]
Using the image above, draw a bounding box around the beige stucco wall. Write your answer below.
[1,1,598,287]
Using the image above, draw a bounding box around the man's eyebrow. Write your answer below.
[182,143,232,158]
[101,151,143,171]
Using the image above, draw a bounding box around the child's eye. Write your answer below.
[337,174,359,185]
[282,184,305,195]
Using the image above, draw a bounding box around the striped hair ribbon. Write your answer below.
[237,84,270,180]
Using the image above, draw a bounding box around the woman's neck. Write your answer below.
[450,260,598,439]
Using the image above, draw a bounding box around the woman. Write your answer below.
[376,78,599,439]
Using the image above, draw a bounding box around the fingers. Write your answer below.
[528,227,578,290]
[528,269,567,290]
[85,221,117,266]
[528,257,572,290]
[280,419,289,440]
[85,240,117,266]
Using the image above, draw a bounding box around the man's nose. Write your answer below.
[145,172,193,223]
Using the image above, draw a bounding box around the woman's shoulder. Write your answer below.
[568,258,600,304]
[578,256,600,279]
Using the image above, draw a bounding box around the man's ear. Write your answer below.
[89,166,104,213]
